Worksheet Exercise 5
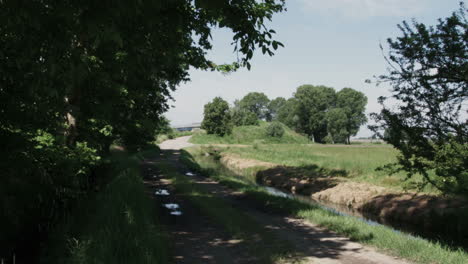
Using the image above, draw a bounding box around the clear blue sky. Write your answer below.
[166,0,461,137]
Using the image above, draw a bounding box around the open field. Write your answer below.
[212,143,437,193]
[181,147,468,264]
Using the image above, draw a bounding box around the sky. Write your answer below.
[165,0,462,137]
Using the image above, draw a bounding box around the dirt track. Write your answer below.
[152,136,409,264]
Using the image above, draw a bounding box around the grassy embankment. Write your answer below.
[190,121,310,145]
[181,147,468,264]
[190,122,436,193]
[153,157,301,263]
[42,148,169,264]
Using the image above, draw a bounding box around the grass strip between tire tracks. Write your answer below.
[155,157,304,264]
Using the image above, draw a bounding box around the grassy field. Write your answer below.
[182,147,468,264]
[42,148,169,264]
[190,122,310,145]
[217,143,437,193]
[188,122,434,192]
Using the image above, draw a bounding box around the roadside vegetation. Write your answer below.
[42,148,169,264]
[1,1,285,260]
[181,147,468,264]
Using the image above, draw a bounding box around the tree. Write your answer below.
[238,92,270,120]
[370,3,468,194]
[231,107,259,126]
[267,97,287,121]
[202,97,232,136]
[277,98,300,129]
[294,85,336,142]
[0,0,285,258]
[326,108,348,144]
[336,88,368,144]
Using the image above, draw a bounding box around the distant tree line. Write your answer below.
[202,85,368,144]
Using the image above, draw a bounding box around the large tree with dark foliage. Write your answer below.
[294,85,336,143]
[336,88,367,144]
[267,97,287,121]
[238,92,271,120]
[0,0,285,259]
[370,3,468,194]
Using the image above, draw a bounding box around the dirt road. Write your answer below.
[151,136,409,264]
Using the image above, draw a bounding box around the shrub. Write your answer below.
[265,122,284,138]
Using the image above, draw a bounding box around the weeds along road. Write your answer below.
[151,136,409,264]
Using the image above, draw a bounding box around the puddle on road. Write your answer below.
[170,211,183,216]
[163,203,180,210]
[154,189,170,196]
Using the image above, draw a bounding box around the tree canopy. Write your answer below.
[238,92,271,120]
[0,0,285,258]
[267,97,287,121]
[294,85,336,143]
[336,88,368,143]
[326,108,348,144]
[370,3,467,194]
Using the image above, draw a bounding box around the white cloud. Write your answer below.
[299,0,427,18]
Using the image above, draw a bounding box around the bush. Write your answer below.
[265,122,284,138]
[323,134,334,144]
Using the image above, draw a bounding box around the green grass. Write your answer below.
[156,157,301,263]
[220,144,438,193]
[190,121,310,145]
[181,147,468,264]
[42,148,169,264]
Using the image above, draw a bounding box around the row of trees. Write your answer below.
[0,0,285,260]
[201,86,368,144]
[278,86,367,144]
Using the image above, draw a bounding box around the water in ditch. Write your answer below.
[263,186,467,250]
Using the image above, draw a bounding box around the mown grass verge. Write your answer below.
[155,158,302,264]
[41,147,169,264]
[181,147,468,264]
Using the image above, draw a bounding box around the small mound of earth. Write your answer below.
[257,166,339,195]
[220,154,276,171]
[312,182,389,208]
[361,193,468,229]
